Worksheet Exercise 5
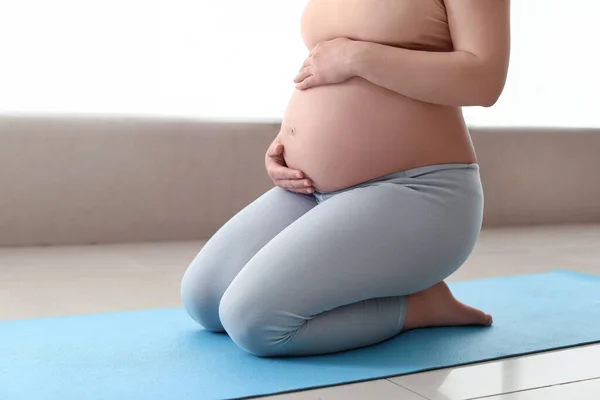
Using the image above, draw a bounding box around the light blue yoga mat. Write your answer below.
[2,270,600,400]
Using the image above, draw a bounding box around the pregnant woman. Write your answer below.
[182,0,510,357]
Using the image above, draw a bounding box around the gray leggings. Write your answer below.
[181,163,483,357]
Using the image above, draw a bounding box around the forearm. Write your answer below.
[350,41,506,107]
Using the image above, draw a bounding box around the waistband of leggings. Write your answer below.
[314,163,478,197]
[383,163,478,180]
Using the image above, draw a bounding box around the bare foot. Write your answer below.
[402,281,493,332]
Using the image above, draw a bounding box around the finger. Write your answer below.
[268,164,304,180]
[294,67,313,83]
[309,42,321,55]
[298,57,312,72]
[275,179,313,190]
[267,142,284,156]
[288,187,315,194]
[295,76,317,90]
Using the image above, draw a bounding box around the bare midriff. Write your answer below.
[279,0,477,193]
[280,78,475,192]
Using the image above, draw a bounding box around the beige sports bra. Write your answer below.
[302,0,454,52]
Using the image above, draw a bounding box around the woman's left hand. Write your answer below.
[294,37,358,90]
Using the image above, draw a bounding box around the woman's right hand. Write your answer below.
[265,142,315,194]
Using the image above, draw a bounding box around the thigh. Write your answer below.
[181,187,317,328]
[221,179,482,321]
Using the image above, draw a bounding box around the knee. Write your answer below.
[180,260,225,333]
[219,289,285,357]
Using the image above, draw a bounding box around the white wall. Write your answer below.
[1,0,599,127]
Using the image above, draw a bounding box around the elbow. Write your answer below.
[480,93,500,108]
[477,74,507,107]
[474,83,504,108]
[463,91,500,108]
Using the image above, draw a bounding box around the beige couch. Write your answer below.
[1,115,599,246]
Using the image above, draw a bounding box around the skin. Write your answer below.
[265,0,509,328]
[294,4,510,106]
[266,0,510,193]
[265,143,315,194]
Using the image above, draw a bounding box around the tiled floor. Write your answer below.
[1,225,600,399]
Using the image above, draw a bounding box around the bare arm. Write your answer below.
[350,0,511,107]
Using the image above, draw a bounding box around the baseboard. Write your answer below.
[1,115,598,246]
[472,127,600,226]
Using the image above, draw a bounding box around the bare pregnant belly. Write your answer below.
[280,77,476,193]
